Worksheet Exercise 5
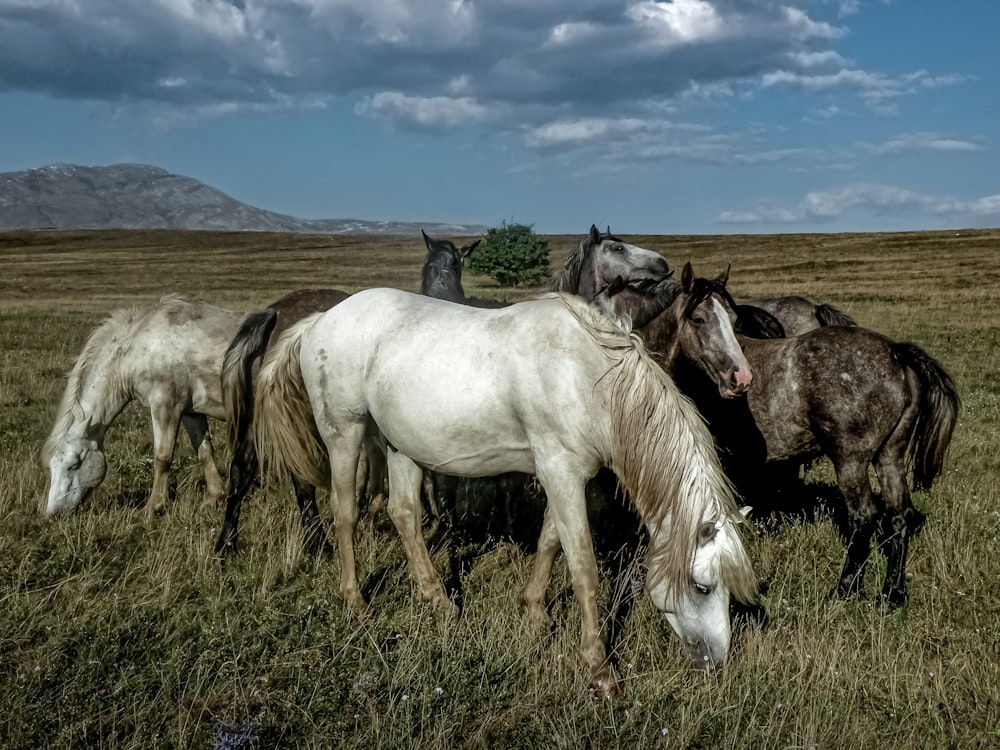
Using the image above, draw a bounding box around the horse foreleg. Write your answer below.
[522,507,561,623]
[834,458,878,600]
[181,414,225,508]
[145,404,183,517]
[538,468,618,696]
[386,451,455,616]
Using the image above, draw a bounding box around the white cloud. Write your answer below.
[874,132,982,155]
[718,183,1000,226]
[357,91,489,129]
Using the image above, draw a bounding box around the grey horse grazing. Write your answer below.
[43,294,245,517]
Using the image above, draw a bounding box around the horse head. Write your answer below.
[421,230,481,302]
[676,262,753,397]
[645,507,753,669]
[45,419,107,516]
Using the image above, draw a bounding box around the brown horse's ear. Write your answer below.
[589,224,601,245]
[460,239,481,258]
[682,261,694,293]
[715,264,730,288]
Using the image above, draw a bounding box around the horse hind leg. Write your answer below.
[324,421,369,617]
[181,413,225,508]
[385,450,455,616]
[832,456,879,600]
[873,446,923,607]
[215,429,258,557]
[293,474,332,557]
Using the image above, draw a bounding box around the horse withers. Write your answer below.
[252,288,756,692]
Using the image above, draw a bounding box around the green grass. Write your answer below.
[1,228,998,748]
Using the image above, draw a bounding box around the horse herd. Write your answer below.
[40,226,959,695]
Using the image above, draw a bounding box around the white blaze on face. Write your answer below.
[709,297,752,394]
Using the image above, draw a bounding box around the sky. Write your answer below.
[1,0,998,235]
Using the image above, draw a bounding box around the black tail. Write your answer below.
[815,303,857,328]
[893,342,960,490]
[221,309,279,454]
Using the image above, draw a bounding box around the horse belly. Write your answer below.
[367,376,537,476]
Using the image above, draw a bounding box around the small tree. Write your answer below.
[466,222,550,287]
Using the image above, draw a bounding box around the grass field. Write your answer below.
[1,228,998,749]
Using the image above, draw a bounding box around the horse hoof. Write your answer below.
[879,589,908,609]
[590,667,622,699]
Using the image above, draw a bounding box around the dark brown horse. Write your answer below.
[215,288,349,556]
[599,272,959,605]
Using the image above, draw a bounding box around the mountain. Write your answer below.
[0,163,487,235]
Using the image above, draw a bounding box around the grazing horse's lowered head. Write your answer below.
[551,224,670,299]
[420,230,482,303]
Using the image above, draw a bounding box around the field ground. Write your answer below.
[1,228,998,748]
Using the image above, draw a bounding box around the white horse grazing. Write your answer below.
[43,294,246,517]
[253,288,756,692]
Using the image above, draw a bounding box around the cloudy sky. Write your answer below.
[1,0,997,234]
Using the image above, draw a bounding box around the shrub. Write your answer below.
[465,222,550,287]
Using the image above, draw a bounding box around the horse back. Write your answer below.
[742,326,908,461]
[300,289,611,475]
[124,297,246,418]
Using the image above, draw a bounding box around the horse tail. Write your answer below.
[893,342,960,490]
[815,303,857,328]
[222,309,279,453]
[254,313,329,489]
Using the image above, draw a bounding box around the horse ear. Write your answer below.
[697,520,717,544]
[716,264,730,287]
[460,239,481,259]
[589,224,601,245]
[422,230,434,250]
[682,262,694,293]
[739,505,752,519]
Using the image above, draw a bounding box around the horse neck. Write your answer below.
[606,344,735,596]
[57,337,133,446]
[636,306,682,374]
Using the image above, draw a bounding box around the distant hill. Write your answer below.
[0,163,487,235]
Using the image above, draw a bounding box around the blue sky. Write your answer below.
[1,0,997,234]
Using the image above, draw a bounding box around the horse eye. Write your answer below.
[692,316,706,325]
[612,243,625,253]
[693,583,713,595]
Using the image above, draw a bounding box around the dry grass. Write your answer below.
[1,228,998,749]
